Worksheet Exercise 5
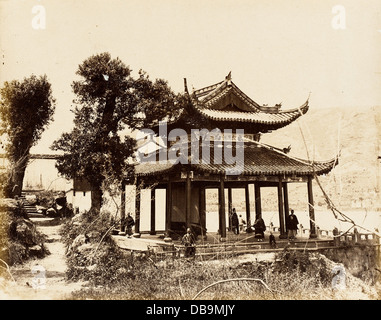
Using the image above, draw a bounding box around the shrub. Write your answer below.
[61,209,131,287]
[0,199,49,269]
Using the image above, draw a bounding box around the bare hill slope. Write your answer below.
[260,105,381,211]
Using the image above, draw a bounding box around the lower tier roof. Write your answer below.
[135,141,338,178]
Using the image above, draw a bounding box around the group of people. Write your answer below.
[127,208,300,259]
[181,209,300,258]
[230,207,300,242]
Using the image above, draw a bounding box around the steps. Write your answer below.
[30,217,61,226]
[20,192,53,222]
[24,204,44,218]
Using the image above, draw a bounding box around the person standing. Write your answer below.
[125,214,135,238]
[254,216,266,241]
[182,228,196,258]
[287,209,299,241]
[231,208,239,235]
[239,215,246,232]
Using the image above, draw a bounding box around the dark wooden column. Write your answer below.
[164,181,172,242]
[278,178,287,239]
[186,172,192,229]
[245,184,251,228]
[283,182,290,232]
[150,187,156,235]
[228,187,232,231]
[133,179,141,238]
[254,182,262,220]
[218,176,226,240]
[199,184,207,239]
[120,181,125,232]
[308,176,317,238]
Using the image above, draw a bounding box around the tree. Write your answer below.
[52,52,180,212]
[0,75,56,197]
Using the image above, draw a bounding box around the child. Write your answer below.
[269,232,277,248]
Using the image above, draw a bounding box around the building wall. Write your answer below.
[125,185,166,233]
[66,189,92,213]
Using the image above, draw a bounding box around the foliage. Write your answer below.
[35,190,61,208]
[0,200,49,268]
[51,52,182,211]
[0,75,56,197]
[60,209,130,286]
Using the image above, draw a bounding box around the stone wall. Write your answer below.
[321,244,380,284]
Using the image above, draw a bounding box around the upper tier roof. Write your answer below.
[188,72,309,127]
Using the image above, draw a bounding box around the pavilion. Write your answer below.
[126,73,337,241]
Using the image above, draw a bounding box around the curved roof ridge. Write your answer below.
[278,99,309,114]
[192,80,225,99]
[229,81,262,111]
[192,105,304,125]
[248,140,338,167]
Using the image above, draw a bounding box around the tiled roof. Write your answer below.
[194,80,262,111]
[193,103,308,125]
[134,141,337,177]
[134,161,175,176]
[189,74,309,125]
[151,74,309,132]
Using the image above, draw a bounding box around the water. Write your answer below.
[205,209,381,234]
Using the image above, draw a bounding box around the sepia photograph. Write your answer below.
[0,0,380,305]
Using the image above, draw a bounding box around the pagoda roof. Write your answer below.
[134,141,337,178]
[151,73,309,135]
[189,73,309,125]
[192,102,308,125]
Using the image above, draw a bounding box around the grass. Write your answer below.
[61,210,380,300]
[69,251,379,300]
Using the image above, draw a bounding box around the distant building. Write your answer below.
[0,154,92,212]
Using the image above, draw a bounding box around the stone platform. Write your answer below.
[112,229,379,259]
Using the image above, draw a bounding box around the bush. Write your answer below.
[35,190,59,208]
[61,209,131,287]
[0,199,49,269]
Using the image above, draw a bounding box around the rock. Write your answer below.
[77,243,96,254]
[70,234,87,252]
[36,205,47,215]
[87,264,97,271]
[0,198,18,211]
[72,212,85,223]
[46,207,59,217]
[29,245,45,258]
[24,195,38,205]
[15,219,36,246]
[87,231,101,240]
[8,242,28,264]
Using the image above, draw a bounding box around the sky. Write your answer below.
[1,0,380,153]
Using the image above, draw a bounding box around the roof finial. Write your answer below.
[226,71,232,81]
[184,78,189,94]
[307,91,312,101]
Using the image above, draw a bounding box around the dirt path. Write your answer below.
[1,222,85,300]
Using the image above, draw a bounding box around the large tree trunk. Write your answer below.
[5,157,29,198]
[90,183,103,213]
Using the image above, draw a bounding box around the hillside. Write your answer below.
[260,105,381,211]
